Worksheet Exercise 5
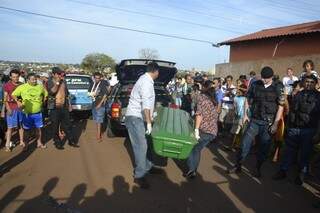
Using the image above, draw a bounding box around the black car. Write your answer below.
[106,59,177,137]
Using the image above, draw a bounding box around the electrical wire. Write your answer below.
[0,6,220,47]
[66,0,246,34]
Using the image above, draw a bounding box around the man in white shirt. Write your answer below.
[219,75,236,134]
[125,62,162,189]
[282,68,298,96]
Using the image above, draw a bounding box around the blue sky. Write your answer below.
[0,0,319,70]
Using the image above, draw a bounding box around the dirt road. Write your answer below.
[0,118,319,213]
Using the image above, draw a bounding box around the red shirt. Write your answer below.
[3,81,21,110]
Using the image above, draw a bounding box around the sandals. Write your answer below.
[5,146,11,152]
[37,144,47,149]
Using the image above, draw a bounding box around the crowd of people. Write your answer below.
[126,59,320,199]
[0,67,110,151]
[1,60,320,207]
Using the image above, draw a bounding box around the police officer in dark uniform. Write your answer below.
[273,75,320,185]
[228,66,285,177]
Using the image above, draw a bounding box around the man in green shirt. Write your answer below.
[12,73,48,149]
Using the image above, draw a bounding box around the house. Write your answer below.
[216,20,320,78]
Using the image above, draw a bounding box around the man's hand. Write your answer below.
[194,128,200,140]
[312,133,320,144]
[269,122,278,135]
[17,101,23,109]
[242,114,250,124]
[146,123,152,135]
[95,103,102,110]
[68,104,73,112]
[6,108,12,116]
[1,110,5,118]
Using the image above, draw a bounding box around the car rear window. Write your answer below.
[65,76,92,90]
[113,85,171,107]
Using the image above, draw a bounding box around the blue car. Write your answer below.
[65,74,93,111]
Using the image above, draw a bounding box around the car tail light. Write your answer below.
[111,103,121,118]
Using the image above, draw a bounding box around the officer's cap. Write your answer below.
[261,66,274,79]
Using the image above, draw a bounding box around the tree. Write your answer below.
[138,48,159,60]
[81,53,116,74]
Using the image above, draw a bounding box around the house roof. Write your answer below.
[219,20,320,45]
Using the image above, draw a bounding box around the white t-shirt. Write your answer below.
[282,75,298,95]
[221,84,236,109]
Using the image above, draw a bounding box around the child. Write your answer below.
[228,84,247,150]
[174,78,183,108]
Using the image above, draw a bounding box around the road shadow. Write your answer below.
[0,141,37,178]
[80,172,240,212]
[0,185,25,212]
[123,136,168,170]
[15,177,59,213]
[213,163,319,213]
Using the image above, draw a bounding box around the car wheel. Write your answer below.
[107,119,116,138]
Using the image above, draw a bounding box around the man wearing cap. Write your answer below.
[47,67,77,150]
[273,75,320,185]
[228,66,285,177]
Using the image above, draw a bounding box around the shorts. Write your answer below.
[219,108,234,124]
[92,105,106,124]
[6,109,23,128]
[22,112,44,129]
[175,97,182,107]
[230,118,243,134]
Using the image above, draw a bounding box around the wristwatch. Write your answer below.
[56,81,60,85]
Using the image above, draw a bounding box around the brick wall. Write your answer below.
[215,54,320,79]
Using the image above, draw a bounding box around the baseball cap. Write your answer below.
[40,72,49,78]
[261,66,274,79]
[52,66,64,74]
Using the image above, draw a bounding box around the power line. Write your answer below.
[66,0,246,34]
[200,0,292,25]
[0,6,220,47]
[258,0,320,19]
[144,0,263,29]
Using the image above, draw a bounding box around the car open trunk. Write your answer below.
[116,59,177,86]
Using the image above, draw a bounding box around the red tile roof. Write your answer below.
[219,20,320,45]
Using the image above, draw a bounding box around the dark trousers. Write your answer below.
[280,128,316,173]
[50,107,75,144]
[237,119,272,166]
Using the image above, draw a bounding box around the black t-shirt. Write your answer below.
[88,80,109,104]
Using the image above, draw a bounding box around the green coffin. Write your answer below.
[151,107,197,159]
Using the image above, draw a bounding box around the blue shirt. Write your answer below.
[215,89,223,104]
[234,96,246,119]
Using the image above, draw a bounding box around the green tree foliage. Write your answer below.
[81,53,116,74]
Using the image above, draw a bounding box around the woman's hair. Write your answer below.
[202,80,213,90]
[302,59,314,70]
[203,87,217,106]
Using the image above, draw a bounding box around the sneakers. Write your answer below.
[69,142,79,148]
[134,177,150,189]
[294,172,305,185]
[183,170,196,179]
[148,167,164,175]
[54,142,64,150]
[272,170,287,180]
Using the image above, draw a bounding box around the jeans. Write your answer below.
[280,128,316,172]
[125,116,153,178]
[237,119,272,165]
[187,132,215,172]
[50,107,75,144]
